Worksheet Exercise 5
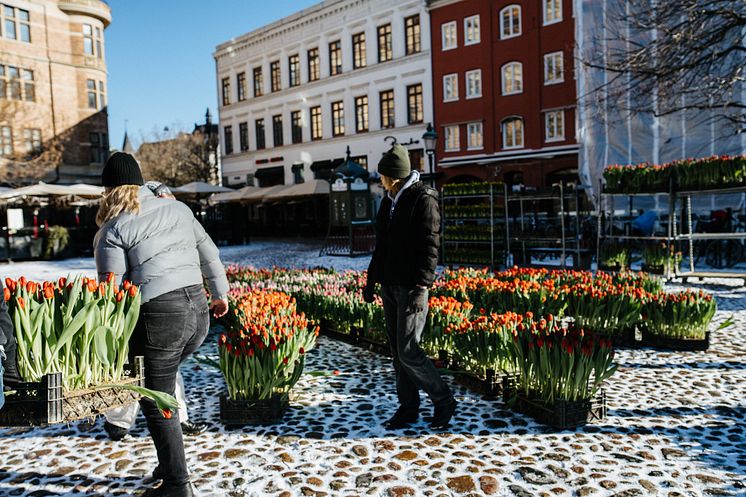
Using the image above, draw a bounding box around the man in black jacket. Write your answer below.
[363,143,457,430]
[1,278,21,409]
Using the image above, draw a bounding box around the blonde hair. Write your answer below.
[96,185,141,227]
[380,174,404,194]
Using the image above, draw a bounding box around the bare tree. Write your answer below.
[582,0,746,134]
[136,128,217,186]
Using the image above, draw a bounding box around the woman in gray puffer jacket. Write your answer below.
[94,152,229,497]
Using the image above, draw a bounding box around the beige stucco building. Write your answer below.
[0,0,110,184]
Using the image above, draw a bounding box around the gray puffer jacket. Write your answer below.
[93,186,229,304]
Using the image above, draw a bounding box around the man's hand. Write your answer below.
[210,298,229,318]
[362,283,375,304]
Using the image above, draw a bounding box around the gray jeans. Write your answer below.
[381,285,453,411]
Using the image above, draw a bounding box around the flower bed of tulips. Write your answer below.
[219,289,318,401]
[223,266,718,408]
[640,290,716,340]
[603,154,746,193]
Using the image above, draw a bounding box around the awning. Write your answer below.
[254,166,285,179]
[209,185,260,204]
[172,181,233,195]
[0,182,105,199]
[239,184,292,203]
[262,179,330,201]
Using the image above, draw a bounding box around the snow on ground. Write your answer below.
[0,240,745,496]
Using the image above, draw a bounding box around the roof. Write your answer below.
[262,179,330,201]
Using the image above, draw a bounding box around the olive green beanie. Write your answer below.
[377,143,411,179]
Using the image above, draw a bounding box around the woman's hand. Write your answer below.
[210,298,229,318]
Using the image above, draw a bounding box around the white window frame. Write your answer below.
[465,69,482,99]
[467,122,483,150]
[444,125,460,151]
[545,110,565,142]
[500,5,522,40]
[501,117,524,149]
[441,21,457,51]
[501,62,523,95]
[543,0,563,26]
[544,51,564,85]
[443,73,459,102]
[464,15,480,45]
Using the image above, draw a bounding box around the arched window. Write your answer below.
[500,5,521,39]
[501,116,524,149]
[501,62,523,95]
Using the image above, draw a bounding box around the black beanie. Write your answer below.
[102,152,144,187]
[377,143,411,179]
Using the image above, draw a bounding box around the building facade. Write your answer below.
[214,0,433,187]
[429,0,578,188]
[0,0,111,185]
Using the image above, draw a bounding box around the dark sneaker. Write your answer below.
[181,420,207,436]
[140,482,194,497]
[383,408,419,430]
[104,421,129,441]
[430,398,457,430]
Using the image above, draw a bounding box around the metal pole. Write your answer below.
[428,151,435,189]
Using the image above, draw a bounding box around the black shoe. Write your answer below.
[141,482,194,497]
[430,398,457,430]
[152,465,163,481]
[383,408,419,430]
[180,420,207,436]
[104,421,129,441]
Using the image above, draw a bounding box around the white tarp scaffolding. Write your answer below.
[575,0,746,208]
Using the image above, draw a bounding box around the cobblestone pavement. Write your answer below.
[0,252,744,496]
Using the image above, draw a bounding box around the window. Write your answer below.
[355,95,368,133]
[221,77,230,105]
[500,5,521,39]
[331,101,344,137]
[237,72,246,101]
[3,5,30,42]
[98,79,105,108]
[441,21,457,50]
[89,132,108,164]
[501,117,524,148]
[464,15,480,45]
[443,73,458,102]
[467,122,483,150]
[270,60,281,92]
[23,128,41,154]
[22,69,34,102]
[352,32,366,69]
[310,106,322,140]
[409,149,424,172]
[255,119,265,149]
[224,125,233,155]
[544,0,562,25]
[377,24,392,62]
[291,110,302,144]
[87,79,97,109]
[0,126,12,156]
[6,66,20,100]
[502,62,523,95]
[329,40,342,76]
[253,67,263,97]
[405,15,421,55]
[465,69,481,99]
[307,48,320,82]
[407,84,423,124]
[1,65,34,101]
[239,122,249,151]
[272,115,283,146]
[444,125,459,152]
[380,90,394,129]
[544,51,564,84]
[288,54,300,87]
[545,110,565,142]
[83,24,102,57]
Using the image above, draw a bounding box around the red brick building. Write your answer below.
[428,0,578,188]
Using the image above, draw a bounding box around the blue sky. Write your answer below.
[106,0,318,150]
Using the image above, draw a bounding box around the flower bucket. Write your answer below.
[219,392,289,426]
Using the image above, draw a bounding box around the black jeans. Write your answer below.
[131,284,209,489]
[381,285,453,412]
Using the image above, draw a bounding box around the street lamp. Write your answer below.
[422,123,438,188]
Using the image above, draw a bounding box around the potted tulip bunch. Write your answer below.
[1,275,178,426]
[218,289,318,425]
[642,242,682,275]
[640,290,717,350]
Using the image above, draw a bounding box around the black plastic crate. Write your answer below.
[320,321,359,346]
[503,375,607,429]
[219,392,289,426]
[640,330,710,351]
[0,356,145,426]
[602,326,638,348]
[452,368,505,400]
